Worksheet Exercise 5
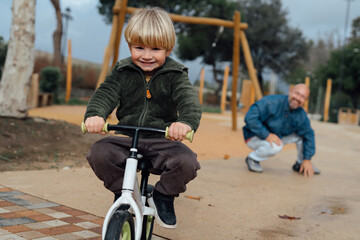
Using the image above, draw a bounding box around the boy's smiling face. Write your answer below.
[129,44,172,74]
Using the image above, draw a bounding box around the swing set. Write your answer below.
[96,0,263,130]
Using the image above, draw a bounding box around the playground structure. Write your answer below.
[93,0,350,128]
[65,39,72,103]
[197,66,230,113]
[96,0,263,131]
[338,107,360,125]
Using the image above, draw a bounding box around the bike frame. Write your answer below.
[81,122,193,240]
[101,125,166,240]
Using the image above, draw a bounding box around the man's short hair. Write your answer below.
[124,8,176,50]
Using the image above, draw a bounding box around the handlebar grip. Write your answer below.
[81,122,109,134]
[165,127,194,143]
[82,122,194,143]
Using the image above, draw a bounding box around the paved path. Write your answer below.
[0,185,103,240]
[0,185,167,240]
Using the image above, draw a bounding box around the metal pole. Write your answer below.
[339,0,352,90]
[61,7,73,61]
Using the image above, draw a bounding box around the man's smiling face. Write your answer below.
[288,84,309,110]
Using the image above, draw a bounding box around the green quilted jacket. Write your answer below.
[84,57,202,138]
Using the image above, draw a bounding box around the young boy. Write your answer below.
[84,8,202,229]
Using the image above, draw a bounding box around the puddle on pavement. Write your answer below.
[318,205,347,215]
[258,228,296,239]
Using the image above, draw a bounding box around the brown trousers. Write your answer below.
[86,136,200,196]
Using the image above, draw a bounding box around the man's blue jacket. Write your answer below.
[242,95,315,160]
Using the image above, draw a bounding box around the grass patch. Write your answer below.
[0,147,24,161]
[202,106,222,113]
[58,98,88,105]
[0,155,12,162]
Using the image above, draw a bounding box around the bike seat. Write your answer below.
[137,158,161,175]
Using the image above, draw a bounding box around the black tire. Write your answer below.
[105,210,134,240]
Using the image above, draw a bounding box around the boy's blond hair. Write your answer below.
[124,8,176,50]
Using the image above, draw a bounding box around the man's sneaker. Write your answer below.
[245,156,263,173]
[151,190,177,229]
[292,162,320,175]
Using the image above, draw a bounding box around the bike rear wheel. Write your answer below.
[142,214,154,240]
[105,210,134,240]
[141,184,155,240]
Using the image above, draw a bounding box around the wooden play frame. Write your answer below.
[96,0,263,130]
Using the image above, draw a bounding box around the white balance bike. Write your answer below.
[82,122,193,240]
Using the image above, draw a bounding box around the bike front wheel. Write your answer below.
[105,210,134,240]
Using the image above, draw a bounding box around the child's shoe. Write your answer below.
[151,190,177,229]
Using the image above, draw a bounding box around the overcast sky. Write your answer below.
[1,0,360,82]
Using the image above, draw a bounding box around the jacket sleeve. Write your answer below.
[84,63,122,121]
[171,71,202,132]
[296,114,316,160]
[244,99,272,139]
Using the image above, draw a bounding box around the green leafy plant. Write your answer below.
[39,66,62,102]
[202,106,222,113]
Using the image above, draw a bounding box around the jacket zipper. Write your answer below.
[131,67,178,127]
[138,74,156,126]
[138,82,149,126]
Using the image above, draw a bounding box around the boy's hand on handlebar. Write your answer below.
[168,122,192,142]
[85,116,106,135]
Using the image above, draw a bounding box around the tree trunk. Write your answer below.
[0,0,36,118]
[50,0,62,67]
[257,67,263,92]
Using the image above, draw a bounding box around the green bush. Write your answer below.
[40,66,62,92]
[328,91,354,123]
[58,97,88,106]
[202,106,222,113]
[40,66,62,103]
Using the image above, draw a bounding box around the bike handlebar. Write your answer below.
[81,122,194,143]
